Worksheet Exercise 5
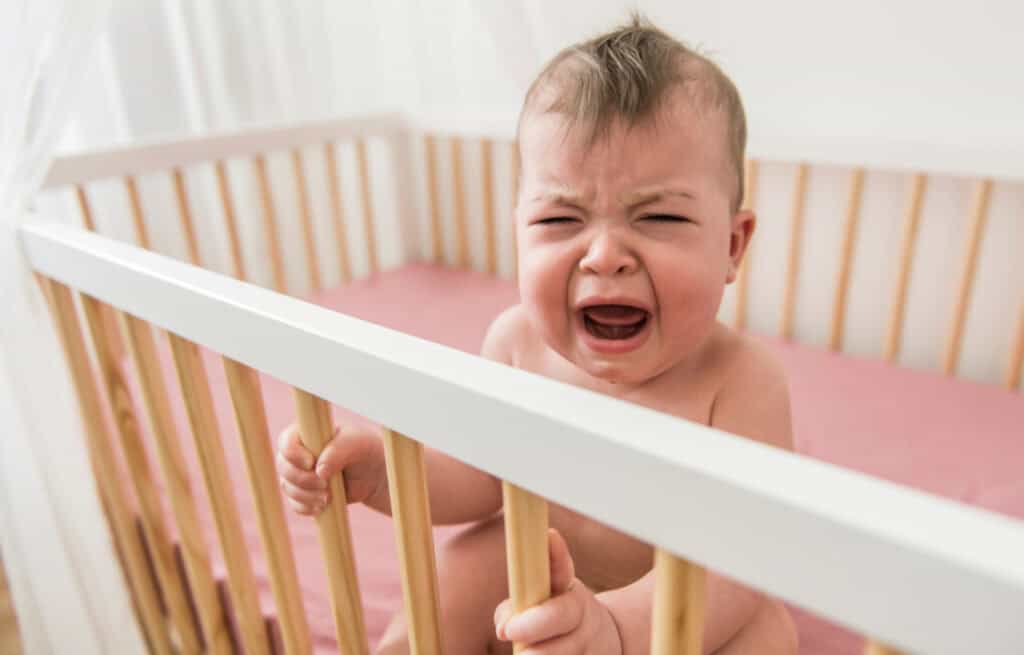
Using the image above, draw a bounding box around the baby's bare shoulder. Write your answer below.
[480,304,531,365]
[708,328,793,451]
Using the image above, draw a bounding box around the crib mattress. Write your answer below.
[130,263,1023,655]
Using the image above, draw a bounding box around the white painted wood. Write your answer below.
[42,114,406,189]
[19,219,1024,655]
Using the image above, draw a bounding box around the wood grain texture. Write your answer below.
[123,175,152,249]
[450,137,470,269]
[734,158,759,331]
[42,279,174,655]
[779,164,809,340]
[171,168,201,266]
[215,160,247,280]
[223,358,312,655]
[355,139,379,275]
[325,143,353,283]
[650,549,705,655]
[382,429,442,655]
[1005,302,1024,390]
[253,155,287,293]
[502,482,550,654]
[292,390,369,655]
[884,174,927,362]
[943,179,992,375]
[424,135,444,264]
[291,149,322,292]
[829,168,866,351]
[80,295,202,654]
[168,334,271,655]
[121,313,233,655]
[481,138,498,275]
[74,184,124,358]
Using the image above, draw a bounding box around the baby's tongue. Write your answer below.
[584,304,646,325]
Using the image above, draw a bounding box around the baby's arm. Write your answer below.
[277,306,521,525]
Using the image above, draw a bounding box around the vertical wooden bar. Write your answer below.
[253,155,287,293]
[864,640,907,655]
[79,296,203,655]
[42,279,174,655]
[120,313,233,655]
[381,429,443,655]
[124,175,152,249]
[223,358,312,655]
[450,137,470,269]
[650,549,705,655]
[733,158,759,331]
[779,164,809,340]
[942,179,993,375]
[502,482,550,654]
[511,141,521,281]
[292,390,369,655]
[1005,302,1024,390]
[171,168,201,266]
[168,334,272,655]
[424,135,444,264]
[215,160,247,280]
[481,138,498,275]
[324,142,353,283]
[355,139,379,275]
[883,173,927,362]
[291,149,322,292]
[75,184,124,358]
[829,168,866,352]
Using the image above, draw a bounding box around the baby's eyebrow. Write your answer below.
[622,188,696,208]
[530,187,585,206]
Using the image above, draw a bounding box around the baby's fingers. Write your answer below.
[498,593,584,646]
[277,423,315,471]
[276,451,326,491]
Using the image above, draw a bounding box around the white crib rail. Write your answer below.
[20,219,1024,655]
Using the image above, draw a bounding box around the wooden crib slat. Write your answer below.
[253,155,288,293]
[74,184,125,359]
[650,549,705,655]
[883,173,927,362]
[502,482,550,654]
[171,168,202,266]
[1006,302,1024,390]
[325,143,353,283]
[863,639,908,654]
[292,390,369,655]
[829,168,866,351]
[41,279,175,655]
[942,179,993,375]
[733,158,759,331]
[779,164,809,340]
[222,358,313,655]
[450,137,470,269]
[120,313,233,655]
[124,175,152,250]
[291,149,322,292]
[215,160,248,280]
[382,429,443,655]
[355,139,380,275]
[481,138,498,275]
[79,295,204,655]
[424,135,444,264]
[168,334,272,655]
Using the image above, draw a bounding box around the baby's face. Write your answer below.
[516,102,751,385]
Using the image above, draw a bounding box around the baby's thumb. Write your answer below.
[548,528,576,596]
[313,426,347,480]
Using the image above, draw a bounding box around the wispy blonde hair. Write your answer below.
[519,13,747,211]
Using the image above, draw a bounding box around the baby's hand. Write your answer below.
[275,422,387,516]
[494,529,623,655]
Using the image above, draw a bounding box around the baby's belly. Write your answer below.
[549,503,654,592]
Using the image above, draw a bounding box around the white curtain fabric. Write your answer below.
[0,2,148,654]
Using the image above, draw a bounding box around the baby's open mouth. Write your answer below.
[581,304,649,340]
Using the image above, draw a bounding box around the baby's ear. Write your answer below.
[726,210,756,283]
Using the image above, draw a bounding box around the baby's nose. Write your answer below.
[579,232,638,276]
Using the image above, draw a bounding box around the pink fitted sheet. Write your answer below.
[126,263,1023,655]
